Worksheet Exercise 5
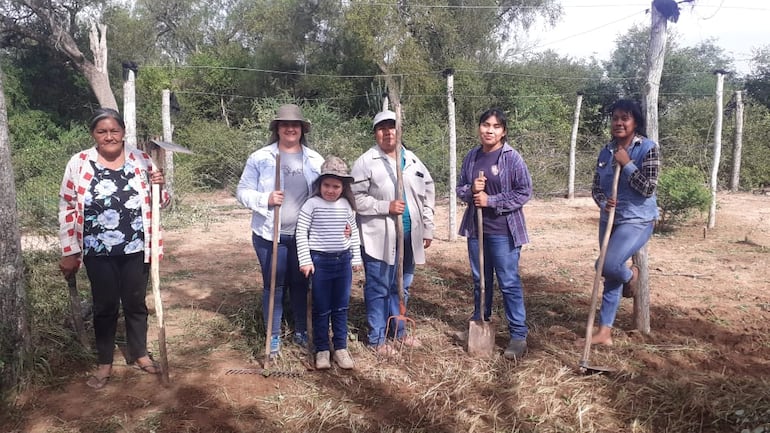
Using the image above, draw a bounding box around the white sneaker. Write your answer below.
[315,350,331,370]
[333,349,354,370]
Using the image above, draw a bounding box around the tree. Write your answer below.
[0,0,117,109]
[0,65,30,393]
[745,46,770,109]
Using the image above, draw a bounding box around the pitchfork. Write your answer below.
[384,96,416,356]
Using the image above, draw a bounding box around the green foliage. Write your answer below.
[657,166,711,228]
[173,119,258,192]
[10,110,91,233]
[745,46,770,109]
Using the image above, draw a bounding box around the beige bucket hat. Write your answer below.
[318,156,353,183]
[269,104,311,133]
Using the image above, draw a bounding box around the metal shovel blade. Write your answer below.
[467,319,495,357]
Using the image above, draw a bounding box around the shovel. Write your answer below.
[65,273,89,348]
[578,162,621,374]
[468,170,495,357]
[151,183,171,384]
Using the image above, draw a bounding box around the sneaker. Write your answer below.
[333,349,354,369]
[269,335,281,358]
[293,331,309,348]
[503,339,527,360]
[315,350,331,370]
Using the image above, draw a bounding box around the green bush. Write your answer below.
[657,166,711,228]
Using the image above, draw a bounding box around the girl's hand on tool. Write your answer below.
[300,265,314,278]
[268,190,284,206]
[473,192,489,208]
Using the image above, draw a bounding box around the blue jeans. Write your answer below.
[252,233,308,338]
[597,220,654,327]
[467,234,527,340]
[310,250,352,352]
[363,234,415,346]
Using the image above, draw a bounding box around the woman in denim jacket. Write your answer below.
[236,104,324,357]
[586,99,660,346]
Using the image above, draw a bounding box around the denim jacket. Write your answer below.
[236,142,324,241]
[593,136,660,224]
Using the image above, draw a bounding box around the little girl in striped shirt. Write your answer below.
[296,156,362,370]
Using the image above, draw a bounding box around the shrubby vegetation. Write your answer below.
[656,166,712,229]
[2,1,769,233]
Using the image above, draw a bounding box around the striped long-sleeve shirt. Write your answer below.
[295,196,362,267]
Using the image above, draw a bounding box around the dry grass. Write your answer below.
[5,193,770,433]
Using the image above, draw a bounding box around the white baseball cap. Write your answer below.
[372,110,397,130]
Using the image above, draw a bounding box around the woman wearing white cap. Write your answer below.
[236,104,324,357]
[351,110,435,355]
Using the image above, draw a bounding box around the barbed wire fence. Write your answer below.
[15,82,737,253]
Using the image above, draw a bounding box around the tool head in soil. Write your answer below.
[467,319,496,357]
[385,305,416,359]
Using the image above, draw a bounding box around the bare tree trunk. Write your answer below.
[19,1,117,109]
[0,66,30,391]
[87,22,118,110]
[643,2,668,143]
[634,1,669,335]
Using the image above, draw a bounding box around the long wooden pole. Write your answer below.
[708,71,726,229]
[730,90,744,192]
[123,68,137,151]
[264,153,281,368]
[580,163,621,368]
[567,93,582,199]
[151,183,170,385]
[161,89,175,202]
[445,69,457,240]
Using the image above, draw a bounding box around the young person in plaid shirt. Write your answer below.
[585,99,660,346]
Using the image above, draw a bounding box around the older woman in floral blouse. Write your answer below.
[59,108,169,389]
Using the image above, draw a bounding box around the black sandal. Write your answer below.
[86,374,110,389]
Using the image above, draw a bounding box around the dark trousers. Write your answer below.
[252,233,309,337]
[83,252,150,365]
[310,250,353,352]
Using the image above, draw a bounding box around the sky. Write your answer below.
[520,0,770,74]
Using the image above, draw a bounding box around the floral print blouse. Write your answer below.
[83,161,145,256]
[59,147,170,263]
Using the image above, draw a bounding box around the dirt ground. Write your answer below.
[3,191,770,433]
